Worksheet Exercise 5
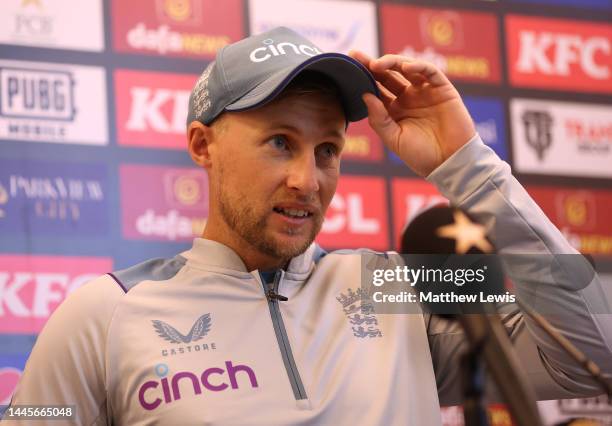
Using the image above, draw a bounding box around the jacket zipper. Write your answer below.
[261,270,308,400]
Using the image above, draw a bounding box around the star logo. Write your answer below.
[436,210,493,254]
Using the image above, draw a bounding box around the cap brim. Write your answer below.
[224,53,379,122]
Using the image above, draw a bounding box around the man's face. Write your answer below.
[207,90,346,265]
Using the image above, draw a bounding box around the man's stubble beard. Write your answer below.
[216,164,323,263]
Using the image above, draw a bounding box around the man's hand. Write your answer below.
[349,51,476,177]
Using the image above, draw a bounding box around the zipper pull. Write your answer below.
[267,289,289,302]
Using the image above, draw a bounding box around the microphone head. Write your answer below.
[400,205,505,318]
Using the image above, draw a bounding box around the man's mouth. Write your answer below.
[273,207,313,219]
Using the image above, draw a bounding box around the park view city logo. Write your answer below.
[115,69,197,149]
[0,255,112,333]
[0,60,107,145]
[381,5,501,83]
[152,313,217,357]
[112,0,243,58]
[527,187,612,256]
[0,159,109,236]
[317,176,388,250]
[120,165,208,241]
[391,179,448,250]
[0,0,104,51]
[506,15,611,93]
[511,98,611,178]
[464,97,508,161]
[249,0,379,56]
[138,361,259,411]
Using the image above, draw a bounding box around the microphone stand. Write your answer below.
[461,335,490,426]
[457,309,544,426]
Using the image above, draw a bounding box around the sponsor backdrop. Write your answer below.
[0,0,610,423]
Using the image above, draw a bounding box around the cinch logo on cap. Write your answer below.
[249,38,323,63]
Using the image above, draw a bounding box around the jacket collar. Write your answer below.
[181,238,319,276]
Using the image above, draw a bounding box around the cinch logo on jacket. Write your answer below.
[138,361,259,410]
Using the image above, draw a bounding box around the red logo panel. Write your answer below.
[120,164,209,242]
[506,15,612,93]
[111,0,244,58]
[343,118,383,162]
[391,179,449,251]
[0,255,112,333]
[115,69,198,150]
[381,5,501,83]
[527,186,612,256]
[317,176,388,250]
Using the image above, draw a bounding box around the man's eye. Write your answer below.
[268,135,289,151]
[318,143,338,159]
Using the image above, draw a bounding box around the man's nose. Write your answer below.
[286,153,320,194]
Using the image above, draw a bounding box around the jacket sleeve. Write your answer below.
[6,275,124,425]
[425,135,612,406]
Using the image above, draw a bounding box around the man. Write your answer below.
[7,27,612,425]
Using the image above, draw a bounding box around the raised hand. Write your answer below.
[349,51,477,177]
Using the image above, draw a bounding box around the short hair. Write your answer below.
[277,71,346,122]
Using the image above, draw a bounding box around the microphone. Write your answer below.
[401,205,543,426]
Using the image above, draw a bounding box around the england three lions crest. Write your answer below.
[336,288,382,339]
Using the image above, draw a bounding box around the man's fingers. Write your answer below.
[348,50,372,68]
[373,70,411,97]
[362,93,400,147]
[371,54,449,87]
[376,81,396,106]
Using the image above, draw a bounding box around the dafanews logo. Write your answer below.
[0,60,107,145]
[343,118,384,163]
[138,361,258,410]
[152,313,218,357]
[527,186,612,256]
[381,5,501,83]
[249,38,322,63]
[112,0,243,58]
[249,0,378,56]
[120,165,208,241]
[0,160,109,236]
[0,255,112,333]
[511,98,612,178]
[0,0,104,51]
[506,15,611,93]
[317,176,388,250]
[115,69,196,150]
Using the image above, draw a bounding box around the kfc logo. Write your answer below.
[507,16,612,93]
[0,255,112,333]
[0,367,22,404]
[381,5,500,83]
[115,69,196,149]
[391,179,448,250]
[112,0,243,59]
[121,165,208,241]
[317,176,388,250]
[511,99,611,178]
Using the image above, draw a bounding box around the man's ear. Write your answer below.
[188,121,214,168]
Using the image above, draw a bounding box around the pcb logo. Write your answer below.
[521,110,553,161]
[336,288,382,338]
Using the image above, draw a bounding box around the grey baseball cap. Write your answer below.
[187,26,379,126]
